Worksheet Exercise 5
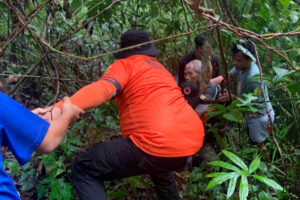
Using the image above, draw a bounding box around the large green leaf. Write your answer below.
[223,110,243,123]
[206,172,239,190]
[71,0,83,12]
[208,161,242,173]
[237,0,253,15]
[222,150,249,171]
[239,175,249,200]
[252,175,283,191]
[227,175,238,198]
[249,157,260,174]
[273,66,293,78]
[256,2,270,22]
[279,0,292,9]
[286,82,300,95]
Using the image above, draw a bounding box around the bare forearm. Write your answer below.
[211,75,224,85]
[36,113,72,154]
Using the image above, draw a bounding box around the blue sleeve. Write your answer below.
[0,92,49,165]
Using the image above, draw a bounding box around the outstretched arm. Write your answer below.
[33,79,116,121]
[210,75,224,85]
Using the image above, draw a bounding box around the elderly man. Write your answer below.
[180,59,220,163]
[36,30,204,200]
[178,34,223,85]
[182,59,220,116]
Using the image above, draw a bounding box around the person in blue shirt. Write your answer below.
[219,40,274,144]
[0,92,83,200]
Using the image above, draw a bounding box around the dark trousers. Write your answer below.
[71,137,188,200]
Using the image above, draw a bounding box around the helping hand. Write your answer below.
[32,107,55,121]
[61,97,85,122]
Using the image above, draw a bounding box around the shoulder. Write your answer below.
[179,50,196,64]
[0,92,16,115]
[204,82,220,99]
[247,62,260,78]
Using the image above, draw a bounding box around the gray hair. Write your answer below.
[186,59,202,73]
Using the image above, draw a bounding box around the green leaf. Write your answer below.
[4,159,19,176]
[238,0,253,15]
[273,66,292,78]
[55,168,66,177]
[206,172,229,178]
[37,183,47,200]
[279,0,292,9]
[286,82,300,95]
[71,0,83,12]
[205,110,225,120]
[223,110,243,123]
[227,175,238,198]
[239,175,249,200]
[252,175,283,191]
[222,150,248,171]
[208,104,226,111]
[21,182,35,192]
[206,172,239,190]
[208,161,242,173]
[249,157,260,174]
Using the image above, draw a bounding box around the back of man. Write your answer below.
[102,55,204,157]
[42,30,205,200]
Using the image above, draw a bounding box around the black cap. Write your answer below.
[113,30,161,59]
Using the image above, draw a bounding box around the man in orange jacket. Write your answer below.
[36,30,204,200]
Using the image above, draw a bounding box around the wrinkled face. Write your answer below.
[184,64,200,83]
[233,51,252,72]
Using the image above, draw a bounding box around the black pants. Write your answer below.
[71,138,188,200]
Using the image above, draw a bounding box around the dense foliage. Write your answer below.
[0,0,299,199]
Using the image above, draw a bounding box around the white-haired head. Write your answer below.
[184,59,202,83]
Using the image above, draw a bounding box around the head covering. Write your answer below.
[113,30,161,59]
[180,81,201,108]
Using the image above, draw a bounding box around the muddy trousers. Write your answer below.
[71,137,188,200]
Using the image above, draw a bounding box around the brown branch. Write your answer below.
[200,12,300,70]
[46,59,60,107]
[55,0,123,46]
[216,25,232,100]
[251,41,284,165]
[262,28,300,39]
[7,0,122,95]
[1,0,52,54]
[182,0,299,70]
[222,0,239,27]
[181,0,192,31]
[279,48,300,53]
[0,73,91,83]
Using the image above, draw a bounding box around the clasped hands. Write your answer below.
[32,97,84,123]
